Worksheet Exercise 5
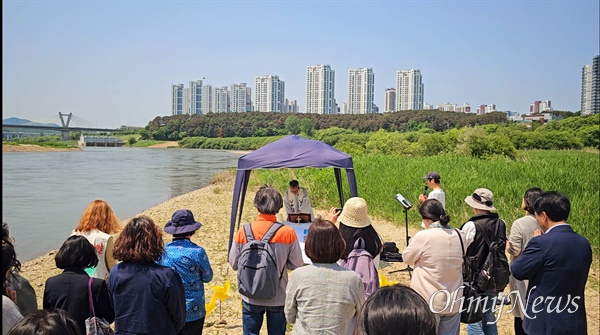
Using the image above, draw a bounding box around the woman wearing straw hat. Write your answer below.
[161,209,213,335]
[328,197,383,293]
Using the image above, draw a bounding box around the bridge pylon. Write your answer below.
[59,113,73,140]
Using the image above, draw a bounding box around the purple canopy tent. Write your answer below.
[228,135,358,252]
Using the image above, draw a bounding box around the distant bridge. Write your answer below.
[2,113,119,140]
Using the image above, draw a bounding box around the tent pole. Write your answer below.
[334,168,344,208]
[237,171,250,232]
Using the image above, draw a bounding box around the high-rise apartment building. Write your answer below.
[284,99,299,113]
[246,87,252,112]
[201,85,213,114]
[347,68,375,114]
[530,100,552,114]
[581,55,599,115]
[477,104,497,115]
[396,69,424,111]
[171,84,185,115]
[434,102,471,113]
[230,83,249,113]
[456,103,471,113]
[254,75,285,112]
[384,88,396,113]
[306,64,335,114]
[213,87,228,113]
[189,80,203,114]
[437,102,456,112]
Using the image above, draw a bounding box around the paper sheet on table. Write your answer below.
[283,221,313,264]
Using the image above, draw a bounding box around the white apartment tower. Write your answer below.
[189,80,203,114]
[254,75,285,112]
[201,85,213,114]
[347,68,375,114]
[213,87,229,113]
[396,69,424,111]
[581,55,599,115]
[384,88,396,112]
[306,64,335,114]
[230,83,249,113]
[171,84,185,115]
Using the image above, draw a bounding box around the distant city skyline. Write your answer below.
[3,1,599,126]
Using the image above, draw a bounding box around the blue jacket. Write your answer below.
[108,262,186,335]
[161,239,213,322]
[511,224,591,335]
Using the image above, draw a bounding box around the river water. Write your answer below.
[2,147,243,262]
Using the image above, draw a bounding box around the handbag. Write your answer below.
[455,229,484,324]
[85,278,114,335]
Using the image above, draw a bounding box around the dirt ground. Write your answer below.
[2,144,81,152]
[18,172,599,335]
[147,141,179,148]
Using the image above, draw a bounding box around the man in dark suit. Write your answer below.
[511,191,591,335]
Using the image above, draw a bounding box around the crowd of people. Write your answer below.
[1,173,593,335]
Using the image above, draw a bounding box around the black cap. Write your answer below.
[422,172,441,180]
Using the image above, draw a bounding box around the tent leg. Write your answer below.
[334,168,344,208]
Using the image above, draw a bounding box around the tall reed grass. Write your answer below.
[251,150,599,253]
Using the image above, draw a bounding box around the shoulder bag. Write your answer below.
[85,277,114,335]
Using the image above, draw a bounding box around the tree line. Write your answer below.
[141,110,509,141]
[175,114,599,160]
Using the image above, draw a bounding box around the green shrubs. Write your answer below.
[178,136,284,150]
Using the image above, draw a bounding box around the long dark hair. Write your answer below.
[2,238,18,296]
[339,223,383,259]
[418,199,450,226]
[353,284,437,335]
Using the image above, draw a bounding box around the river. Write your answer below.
[2,147,243,262]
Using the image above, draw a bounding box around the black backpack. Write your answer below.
[474,220,510,292]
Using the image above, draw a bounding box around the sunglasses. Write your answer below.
[472,193,493,207]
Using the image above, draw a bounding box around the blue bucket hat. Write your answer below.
[164,209,202,235]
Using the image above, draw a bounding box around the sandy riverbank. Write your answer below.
[2,144,82,152]
[18,171,599,334]
[147,141,179,148]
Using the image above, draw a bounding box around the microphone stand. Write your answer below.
[390,205,413,279]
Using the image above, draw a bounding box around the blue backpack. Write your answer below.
[340,237,380,297]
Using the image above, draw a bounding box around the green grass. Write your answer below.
[252,150,599,254]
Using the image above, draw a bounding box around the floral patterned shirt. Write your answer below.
[161,239,213,321]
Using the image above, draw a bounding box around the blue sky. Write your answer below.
[3,1,599,127]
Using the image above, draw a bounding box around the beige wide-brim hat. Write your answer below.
[337,197,372,228]
[464,188,497,211]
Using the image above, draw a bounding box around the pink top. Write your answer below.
[402,226,465,315]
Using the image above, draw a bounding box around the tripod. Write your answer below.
[390,206,413,278]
